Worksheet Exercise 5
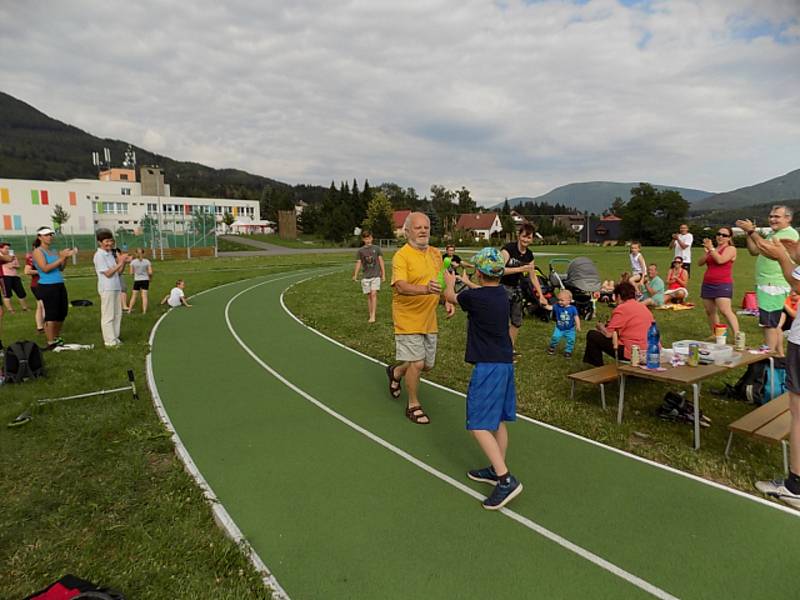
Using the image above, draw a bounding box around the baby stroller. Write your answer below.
[549,257,601,321]
[518,265,554,321]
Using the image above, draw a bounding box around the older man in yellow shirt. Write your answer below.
[386,212,455,424]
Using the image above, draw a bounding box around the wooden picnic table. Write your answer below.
[616,350,776,450]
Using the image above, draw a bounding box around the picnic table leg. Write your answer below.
[692,383,700,450]
[783,440,789,477]
[769,357,775,401]
[600,383,606,410]
[617,374,626,424]
[570,380,575,401]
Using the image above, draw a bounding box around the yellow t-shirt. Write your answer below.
[391,244,443,334]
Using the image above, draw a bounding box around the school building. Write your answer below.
[0,166,261,238]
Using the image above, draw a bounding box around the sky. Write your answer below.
[1,0,799,206]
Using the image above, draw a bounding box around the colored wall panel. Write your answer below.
[13,215,22,230]
[69,191,77,206]
[2,215,11,230]
[31,190,39,205]
[0,188,9,204]
[79,216,86,230]
[41,190,49,205]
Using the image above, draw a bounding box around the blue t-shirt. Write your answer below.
[553,304,578,331]
[457,285,513,364]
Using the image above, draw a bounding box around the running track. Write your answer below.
[148,269,800,599]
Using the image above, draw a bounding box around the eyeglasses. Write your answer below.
[716,232,730,237]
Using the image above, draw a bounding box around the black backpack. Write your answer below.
[4,340,45,383]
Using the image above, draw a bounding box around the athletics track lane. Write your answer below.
[150,271,800,599]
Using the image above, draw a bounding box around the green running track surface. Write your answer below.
[150,270,800,599]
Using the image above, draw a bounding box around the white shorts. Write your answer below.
[395,333,437,369]
[361,277,381,294]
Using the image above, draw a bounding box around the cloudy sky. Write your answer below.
[1,0,798,205]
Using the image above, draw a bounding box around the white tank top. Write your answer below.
[629,252,643,274]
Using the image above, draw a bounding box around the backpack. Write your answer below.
[763,357,787,403]
[656,391,711,427]
[741,291,758,312]
[24,574,125,600]
[4,341,45,383]
[731,358,785,405]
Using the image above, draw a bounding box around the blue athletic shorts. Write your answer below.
[466,363,516,431]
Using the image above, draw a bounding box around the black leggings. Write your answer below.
[583,330,625,366]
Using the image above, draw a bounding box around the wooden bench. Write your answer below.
[726,393,791,475]
[567,364,618,409]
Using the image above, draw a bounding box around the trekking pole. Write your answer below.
[38,370,138,405]
[7,371,138,427]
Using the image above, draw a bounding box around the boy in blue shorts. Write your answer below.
[547,289,581,357]
[443,247,523,510]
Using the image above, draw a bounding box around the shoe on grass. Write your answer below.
[564,351,573,358]
[546,346,555,355]
[468,465,499,486]
[755,479,800,509]
[483,475,523,510]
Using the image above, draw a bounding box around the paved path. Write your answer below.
[218,235,384,256]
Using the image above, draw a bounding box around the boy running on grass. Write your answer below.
[443,247,523,510]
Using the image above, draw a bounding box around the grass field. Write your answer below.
[240,233,341,249]
[0,254,347,600]
[0,243,787,598]
[284,244,786,495]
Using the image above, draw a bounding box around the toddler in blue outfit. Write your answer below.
[547,290,581,358]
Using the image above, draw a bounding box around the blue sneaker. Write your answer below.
[467,465,499,486]
[482,475,523,510]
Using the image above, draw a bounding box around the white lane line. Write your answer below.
[226,278,679,600]
[147,271,325,600]
[279,272,800,519]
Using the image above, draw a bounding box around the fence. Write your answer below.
[2,213,219,261]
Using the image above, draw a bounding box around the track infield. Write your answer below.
[149,270,800,599]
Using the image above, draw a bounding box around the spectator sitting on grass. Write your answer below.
[664,257,689,304]
[161,279,191,308]
[639,264,665,308]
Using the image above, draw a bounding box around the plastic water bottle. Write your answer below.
[646,321,661,369]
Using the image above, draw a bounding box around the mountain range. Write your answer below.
[0,91,324,203]
[0,90,798,214]
[495,168,800,215]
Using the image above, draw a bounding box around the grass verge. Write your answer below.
[0,254,350,600]
[284,244,789,501]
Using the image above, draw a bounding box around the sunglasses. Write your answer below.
[716,232,730,238]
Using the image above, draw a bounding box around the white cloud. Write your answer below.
[0,0,798,206]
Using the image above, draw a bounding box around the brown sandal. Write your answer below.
[386,364,402,399]
[405,404,430,425]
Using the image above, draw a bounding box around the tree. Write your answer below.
[363,191,395,239]
[222,211,235,233]
[51,204,70,232]
[430,184,457,236]
[298,202,321,234]
[620,183,689,245]
[609,196,626,216]
[456,186,477,214]
[319,181,353,242]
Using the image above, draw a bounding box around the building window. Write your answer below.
[121,188,131,196]
[120,174,129,181]
[147,203,158,214]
